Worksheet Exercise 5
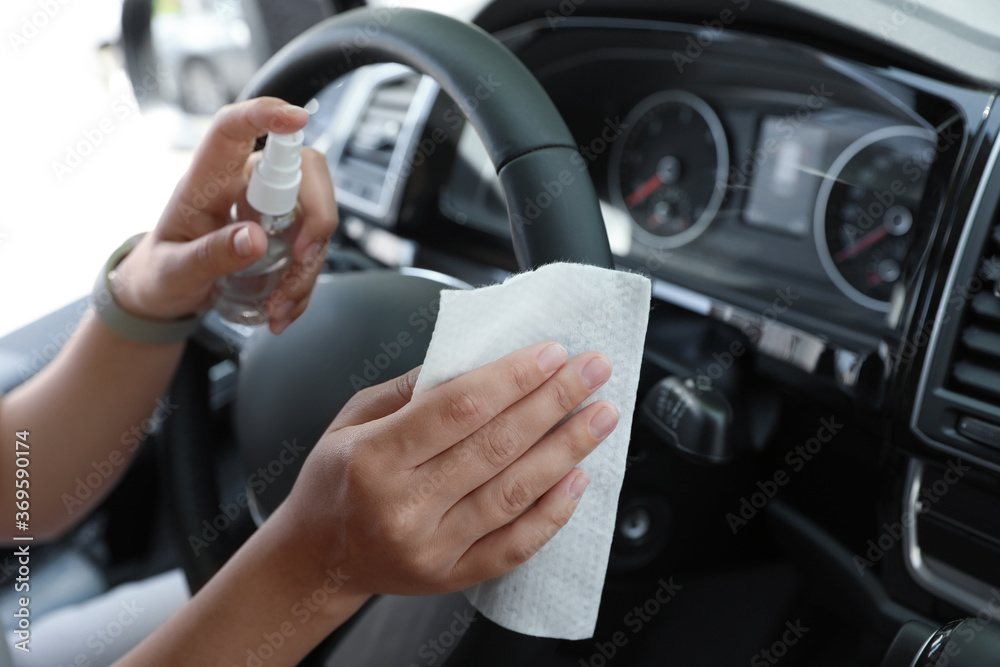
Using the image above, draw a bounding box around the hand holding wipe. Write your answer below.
[415,263,652,640]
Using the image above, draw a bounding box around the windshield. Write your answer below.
[378,0,1000,86]
[778,0,1000,86]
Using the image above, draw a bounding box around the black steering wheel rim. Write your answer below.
[161,6,613,666]
[238,6,613,270]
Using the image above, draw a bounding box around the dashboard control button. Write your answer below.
[957,415,1000,449]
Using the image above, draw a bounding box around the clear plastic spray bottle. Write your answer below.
[214,129,304,325]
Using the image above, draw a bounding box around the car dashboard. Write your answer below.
[300,13,987,398]
[449,19,960,339]
[200,5,1000,659]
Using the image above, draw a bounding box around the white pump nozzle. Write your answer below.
[246,130,304,216]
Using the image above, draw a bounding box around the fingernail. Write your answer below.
[282,103,305,114]
[272,299,294,322]
[588,406,619,440]
[272,319,291,335]
[580,356,613,390]
[536,343,568,375]
[304,241,324,265]
[568,471,590,502]
[233,226,254,258]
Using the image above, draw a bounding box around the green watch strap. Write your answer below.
[91,233,203,344]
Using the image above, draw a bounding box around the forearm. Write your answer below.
[0,99,330,543]
[0,310,184,541]
[116,502,370,666]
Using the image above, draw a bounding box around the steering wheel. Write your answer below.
[160,7,614,666]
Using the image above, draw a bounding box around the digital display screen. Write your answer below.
[744,116,829,237]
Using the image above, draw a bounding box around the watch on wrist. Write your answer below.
[91,233,203,344]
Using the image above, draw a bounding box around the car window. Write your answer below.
[0,0,264,338]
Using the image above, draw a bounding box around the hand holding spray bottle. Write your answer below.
[214,129,305,325]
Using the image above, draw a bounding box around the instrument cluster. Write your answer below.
[608,88,937,313]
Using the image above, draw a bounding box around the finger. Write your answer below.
[239,149,261,184]
[266,152,337,309]
[265,238,327,325]
[177,98,310,225]
[420,352,612,506]
[268,291,313,335]
[443,401,617,537]
[291,148,338,260]
[329,366,422,431]
[387,342,569,464]
[264,252,323,333]
[449,468,589,587]
[158,221,268,289]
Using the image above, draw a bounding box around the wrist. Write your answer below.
[263,499,372,626]
[117,497,370,666]
[92,234,204,344]
[111,236,170,320]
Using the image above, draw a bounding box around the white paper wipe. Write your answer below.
[414,262,651,640]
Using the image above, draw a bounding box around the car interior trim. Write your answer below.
[910,130,1000,457]
[902,459,1000,616]
[316,64,440,224]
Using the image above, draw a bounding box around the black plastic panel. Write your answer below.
[910,122,1000,473]
[439,17,985,348]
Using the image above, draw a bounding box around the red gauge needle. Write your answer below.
[834,226,889,263]
[626,173,664,208]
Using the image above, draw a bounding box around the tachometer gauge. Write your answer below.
[610,91,729,249]
[815,126,936,311]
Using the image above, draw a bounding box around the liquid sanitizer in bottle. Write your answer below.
[214,129,304,325]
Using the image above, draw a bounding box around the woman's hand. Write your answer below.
[114,342,620,666]
[112,97,338,334]
[285,342,620,600]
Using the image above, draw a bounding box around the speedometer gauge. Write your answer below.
[610,91,729,249]
[815,126,936,311]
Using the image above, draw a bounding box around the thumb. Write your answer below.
[330,366,422,430]
[174,222,268,283]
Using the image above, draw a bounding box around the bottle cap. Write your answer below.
[246,130,304,216]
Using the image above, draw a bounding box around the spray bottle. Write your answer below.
[214,130,304,325]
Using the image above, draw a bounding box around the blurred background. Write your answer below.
[0,0,473,338]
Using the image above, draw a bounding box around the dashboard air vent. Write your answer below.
[950,224,1000,403]
[335,72,421,215]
